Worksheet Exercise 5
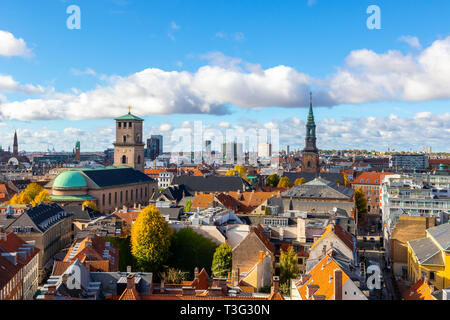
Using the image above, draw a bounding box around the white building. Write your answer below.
[257,143,272,158]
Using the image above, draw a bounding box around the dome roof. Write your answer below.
[53,170,87,189]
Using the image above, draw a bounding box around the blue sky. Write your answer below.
[0,0,449,152]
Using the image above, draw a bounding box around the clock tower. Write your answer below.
[301,93,320,173]
[113,107,145,173]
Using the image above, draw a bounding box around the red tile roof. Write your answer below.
[403,279,436,300]
[350,171,393,185]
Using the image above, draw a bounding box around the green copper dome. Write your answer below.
[53,170,87,188]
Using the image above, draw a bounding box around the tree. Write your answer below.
[131,205,171,272]
[184,199,192,213]
[264,206,271,216]
[168,228,218,277]
[211,243,232,278]
[354,187,368,216]
[18,192,32,205]
[294,177,306,186]
[82,200,98,211]
[266,174,280,187]
[160,268,188,284]
[32,190,51,206]
[8,193,19,205]
[277,177,292,188]
[279,246,299,287]
[343,173,351,187]
[23,183,44,201]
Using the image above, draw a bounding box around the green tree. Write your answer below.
[211,243,232,278]
[294,177,306,186]
[277,177,292,188]
[104,236,136,272]
[266,174,280,187]
[184,199,192,213]
[279,246,299,287]
[131,205,172,272]
[168,228,218,277]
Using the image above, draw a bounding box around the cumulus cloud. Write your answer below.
[2,37,450,121]
[0,74,44,95]
[0,30,32,57]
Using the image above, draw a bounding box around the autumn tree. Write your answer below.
[294,177,306,186]
[159,268,188,284]
[211,243,232,278]
[32,190,51,206]
[354,187,368,216]
[131,205,172,272]
[343,173,351,187]
[277,177,292,188]
[23,183,44,201]
[279,246,299,287]
[226,165,249,182]
[82,200,98,211]
[266,174,280,187]
[184,199,192,213]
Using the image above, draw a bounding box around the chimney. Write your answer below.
[194,267,199,280]
[160,279,165,294]
[138,204,141,210]
[296,218,306,242]
[279,227,285,241]
[123,205,128,212]
[127,273,135,290]
[334,269,343,300]
[0,227,6,241]
[272,276,280,294]
[231,268,240,286]
[258,251,264,262]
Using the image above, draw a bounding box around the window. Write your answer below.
[114,192,117,205]
[131,190,133,201]
[122,155,127,164]
[126,190,128,201]
[129,122,132,128]
[120,191,123,203]
[108,193,111,205]
[137,155,141,164]
[297,258,303,264]
[430,271,435,281]
[124,122,127,128]
[102,194,105,206]
[123,135,127,143]
[118,122,121,128]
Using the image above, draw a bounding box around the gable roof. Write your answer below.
[172,175,250,193]
[403,279,436,300]
[350,171,393,185]
[408,237,444,266]
[81,167,154,188]
[282,178,354,200]
[310,224,354,252]
[296,254,350,300]
[426,222,450,251]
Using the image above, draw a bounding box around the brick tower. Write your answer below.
[301,93,320,173]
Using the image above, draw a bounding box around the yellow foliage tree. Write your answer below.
[18,192,32,205]
[294,177,306,186]
[8,193,19,205]
[32,190,51,206]
[131,205,172,272]
[82,200,98,211]
[23,183,44,201]
[277,177,292,188]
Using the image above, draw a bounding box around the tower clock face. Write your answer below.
[123,149,126,153]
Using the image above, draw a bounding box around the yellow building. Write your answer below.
[407,223,450,290]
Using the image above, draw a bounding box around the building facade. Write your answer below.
[113,109,145,173]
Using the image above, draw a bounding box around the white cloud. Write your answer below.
[234,32,245,42]
[0,30,32,57]
[71,67,97,76]
[2,37,450,121]
[0,74,44,95]
[398,35,422,49]
[171,21,180,30]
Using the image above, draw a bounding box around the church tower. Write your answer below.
[301,93,320,173]
[13,131,18,157]
[113,107,145,173]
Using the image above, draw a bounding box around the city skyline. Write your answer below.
[0,0,449,152]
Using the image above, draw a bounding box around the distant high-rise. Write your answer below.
[147,135,163,160]
[301,93,320,173]
[13,131,18,157]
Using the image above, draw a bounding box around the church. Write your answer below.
[46,109,157,214]
[301,93,320,173]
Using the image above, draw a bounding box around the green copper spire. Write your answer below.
[308,91,314,121]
